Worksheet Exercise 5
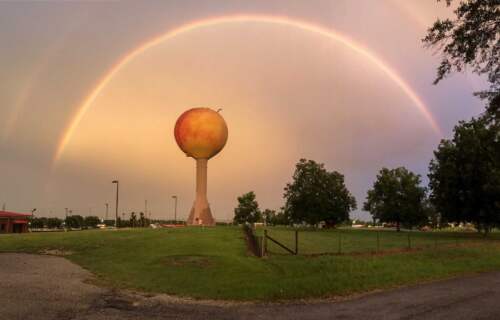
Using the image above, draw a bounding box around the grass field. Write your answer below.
[1,227,500,301]
[256,227,496,255]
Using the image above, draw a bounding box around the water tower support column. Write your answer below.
[187,158,215,226]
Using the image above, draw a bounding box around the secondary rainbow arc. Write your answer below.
[52,14,442,166]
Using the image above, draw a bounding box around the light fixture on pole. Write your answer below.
[112,180,119,228]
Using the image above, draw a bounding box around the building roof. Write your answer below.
[0,211,31,218]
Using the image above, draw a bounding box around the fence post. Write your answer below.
[295,229,298,255]
[407,233,411,249]
[338,231,342,254]
[264,229,268,256]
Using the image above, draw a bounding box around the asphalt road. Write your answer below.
[1,253,500,319]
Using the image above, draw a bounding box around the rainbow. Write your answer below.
[52,14,442,166]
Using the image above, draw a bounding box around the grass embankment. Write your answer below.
[1,227,500,301]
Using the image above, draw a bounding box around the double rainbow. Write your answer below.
[53,14,442,166]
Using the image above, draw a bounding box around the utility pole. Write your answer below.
[112,180,119,228]
[145,200,148,218]
[105,203,109,220]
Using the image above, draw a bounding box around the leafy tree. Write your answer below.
[29,217,45,229]
[428,113,500,234]
[262,209,276,225]
[84,216,100,228]
[273,209,291,226]
[423,198,441,229]
[130,212,137,227]
[47,217,63,229]
[233,191,262,224]
[139,212,146,227]
[364,167,428,231]
[284,159,356,226]
[65,215,84,229]
[423,0,500,98]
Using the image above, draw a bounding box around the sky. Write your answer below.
[0,0,488,221]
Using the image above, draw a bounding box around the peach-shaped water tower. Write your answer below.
[174,107,228,226]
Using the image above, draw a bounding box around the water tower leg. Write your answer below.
[186,158,215,226]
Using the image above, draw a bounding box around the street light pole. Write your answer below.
[112,180,119,228]
[172,196,178,224]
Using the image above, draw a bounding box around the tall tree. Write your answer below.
[233,192,262,224]
[423,0,500,98]
[65,215,84,229]
[84,216,100,228]
[139,212,146,227]
[284,159,356,227]
[129,212,137,228]
[428,113,500,234]
[47,217,63,229]
[364,167,428,231]
[262,209,276,225]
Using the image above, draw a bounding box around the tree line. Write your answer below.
[29,211,153,229]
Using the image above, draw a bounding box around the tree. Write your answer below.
[65,215,84,229]
[29,217,45,229]
[428,113,500,234]
[84,216,100,228]
[47,217,63,229]
[283,159,356,226]
[364,167,428,231]
[139,212,146,227]
[129,212,137,228]
[233,191,262,224]
[262,209,276,225]
[423,0,500,98]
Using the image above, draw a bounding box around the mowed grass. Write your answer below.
[256,227,498,255]
[1,226,500,301]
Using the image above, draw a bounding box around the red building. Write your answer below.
[0,211,31,233]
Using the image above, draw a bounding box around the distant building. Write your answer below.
[0,211,31,233]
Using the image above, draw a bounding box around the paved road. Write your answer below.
[1,253,500,319]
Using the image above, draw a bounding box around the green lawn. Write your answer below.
[1,227,500,301]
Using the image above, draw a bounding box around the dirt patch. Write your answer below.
[162,255,215,268]
[40,248,74,256]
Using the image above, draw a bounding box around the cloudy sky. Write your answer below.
[0,0,488,221]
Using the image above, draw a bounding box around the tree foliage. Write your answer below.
[262,209,276,225]
[47,217,63,229]
[233,191,262,224]
[423,0,500,97]
[428,108,500,233]
[65,215,84,229]
[284,159,356,226]
[364,167,428,231]
[130,212,137,227]
[84,216,100,228]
